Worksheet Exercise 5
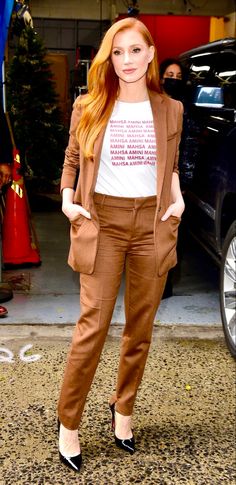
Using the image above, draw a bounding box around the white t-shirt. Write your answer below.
[95,100,157,197]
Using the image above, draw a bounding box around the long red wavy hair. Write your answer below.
[76,17,161,158]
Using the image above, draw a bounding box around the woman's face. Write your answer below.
[111,28,154,84]
[163,63,182,80]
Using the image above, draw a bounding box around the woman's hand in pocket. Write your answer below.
[161,199,185,221]
[62,202,91,221]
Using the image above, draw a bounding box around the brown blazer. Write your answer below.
[61,91,183,276]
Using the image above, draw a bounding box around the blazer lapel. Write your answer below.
[149,92,167,205]
[80,126,106,213]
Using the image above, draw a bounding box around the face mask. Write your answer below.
[163,78,184,100]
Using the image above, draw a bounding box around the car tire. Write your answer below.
[220,221,236,358]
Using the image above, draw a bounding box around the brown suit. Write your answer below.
[61,91,183,276]
[58,91,183,429]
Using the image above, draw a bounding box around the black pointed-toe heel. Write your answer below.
[57,418,82,473]
[58,450,82,473]
[109,403,135,455]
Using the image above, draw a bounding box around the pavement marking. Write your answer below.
[0,347,14,363]
[0,344,42,363]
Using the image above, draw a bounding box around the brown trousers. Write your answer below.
[58,193,167,429]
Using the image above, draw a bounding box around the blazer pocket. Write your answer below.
[156,215,181,276]
[69,212,85,224]
[68,217,99,274]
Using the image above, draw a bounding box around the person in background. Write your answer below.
[159,57,186,101]
[159,58,186,298]
[57,17,184,474]
[0,101,13,317]
[159,57,197,190]
[159,57,198,299]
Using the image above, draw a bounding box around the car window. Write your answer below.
[193,86,224,107]
[183,49,236,108]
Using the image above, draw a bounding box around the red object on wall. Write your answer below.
[118,14,210,63]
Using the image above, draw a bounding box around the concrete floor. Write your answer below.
[0,331,235,484]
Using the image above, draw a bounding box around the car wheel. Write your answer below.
[220,221,236,358]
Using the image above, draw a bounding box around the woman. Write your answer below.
[57,17,185,473]
[159,57,185,101]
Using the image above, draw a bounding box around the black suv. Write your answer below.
[179,38,236,358]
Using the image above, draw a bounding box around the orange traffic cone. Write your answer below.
[2,148,41,267]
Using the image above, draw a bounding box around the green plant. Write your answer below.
[7,26,67,182]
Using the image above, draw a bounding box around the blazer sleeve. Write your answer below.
[60,97,82,192]
[173,100,184,174]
